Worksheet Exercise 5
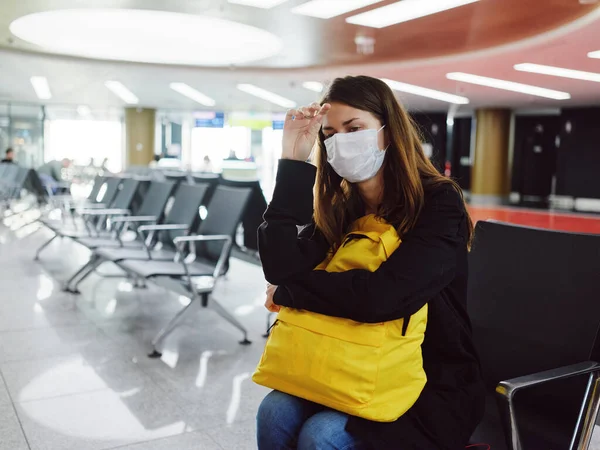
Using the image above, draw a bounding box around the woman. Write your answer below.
[256,76,485,450]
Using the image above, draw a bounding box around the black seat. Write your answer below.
[218,178,267,252]
[35,176,125,259]
[63,183,210,293]
[190,173,221,207]
[115,185,253,355]
[62,180,178,292]
[163,171,190,186]
[468,221,600,449]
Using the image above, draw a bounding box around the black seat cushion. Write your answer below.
[470,392,576,450]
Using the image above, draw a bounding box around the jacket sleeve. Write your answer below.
[274,185,468,323]
[258,159,329,285]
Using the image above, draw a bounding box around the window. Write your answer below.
[44,119,123,172]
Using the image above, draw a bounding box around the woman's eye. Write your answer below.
[349,127,361,132]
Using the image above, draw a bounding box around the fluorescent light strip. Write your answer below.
[237,84,297,108]
[347,0,480,28]
[381,78,469,105]
[105,81,139,104]
[227,0,289,8]
[170,83,216,107]
[30,76,52,100]
[514,63,600,83]
[446,72,571,100]
[588,50,600,59]
[302,81,324,93]
[292,0,384,19]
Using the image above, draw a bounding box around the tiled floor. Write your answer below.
[0,220,269,450]
[1,210,599,450]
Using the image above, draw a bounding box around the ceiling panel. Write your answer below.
[0,0,599,113]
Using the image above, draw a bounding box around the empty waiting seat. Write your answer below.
[63,182,208,293]
[468,221,600,449]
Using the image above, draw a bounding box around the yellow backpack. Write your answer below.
[253,215,428,423]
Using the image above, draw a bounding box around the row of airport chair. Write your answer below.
[128,168,267,252]
[34,174,254,356]
[0,163,49,208]
[465,221,600,449]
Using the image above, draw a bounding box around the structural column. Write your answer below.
[125,108,156,167]
[471,108,511,205]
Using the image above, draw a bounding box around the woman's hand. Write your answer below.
[282,102,331,161]
[265,283,280,313]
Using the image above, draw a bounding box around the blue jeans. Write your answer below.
[257,390,367,450]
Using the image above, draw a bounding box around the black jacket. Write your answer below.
[258,159,485,450]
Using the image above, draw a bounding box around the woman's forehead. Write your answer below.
[322,103,378,128]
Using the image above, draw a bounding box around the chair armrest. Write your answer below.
[76,203,107,209]
[138,224,188,233]
[495,361,600,450]
[496,361,600,399]
[136,224,189,259]
[79,208,131,217]
[174,235,232,281]
[173,235,231,244]
[110,215,157,224]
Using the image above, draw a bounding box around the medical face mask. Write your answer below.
[324,126,387,183]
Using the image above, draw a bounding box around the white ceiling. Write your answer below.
[1,0,600,115]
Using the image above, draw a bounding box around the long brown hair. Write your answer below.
[313,75,473,249]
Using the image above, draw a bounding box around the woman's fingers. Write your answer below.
[265,283,279,312]
[287,103,328,122]
[319,103,331,115]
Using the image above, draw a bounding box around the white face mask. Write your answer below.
[324,126,387,183]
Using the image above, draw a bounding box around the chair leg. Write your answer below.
[208,296,251,345]
[149,293,199,358]
[34,234,57,260]
[63,254,102,294]
[571,372,600,450]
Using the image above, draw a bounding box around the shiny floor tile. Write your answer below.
[15,385,189,450]
[0,325,118,364]
[2,355,151,403]
[206,420,257,450]
[0,373,12,405]
[109,431,221,450]
[0,402,29,450]
[0,301,90,332]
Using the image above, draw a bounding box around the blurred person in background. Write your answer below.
[38,158,72,194]
[1,147,15,163]
[225,149,240,160]
[149,154,162,168]
[199,155,214,173]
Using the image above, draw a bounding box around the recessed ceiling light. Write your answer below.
[587,50,600,59]
[514,63,600,82]
[105,81,139,105]
[381,78,469,105]
[346,0,480,28]
[237,84,297,108]
[292,0,384,19]
[302,81,324,93]
[30,76,51,100]
[446,72,571,100]
[77,105,92,117]
[170,83,216,107]
[227,0,289,8]
[9,9,283,66]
